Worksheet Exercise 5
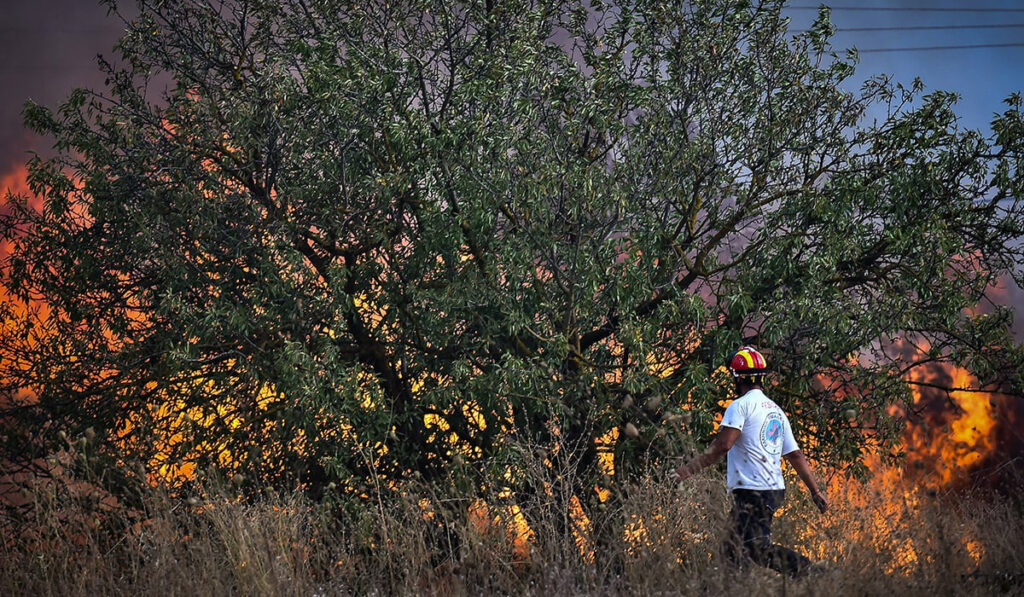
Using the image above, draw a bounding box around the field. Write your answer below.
[3,461,1022,596]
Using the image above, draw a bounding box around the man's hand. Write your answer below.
[784,449,830,514]
[811,490,829,514]
[673,464,692,484]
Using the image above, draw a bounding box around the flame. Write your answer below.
[568,494,595,563]
[797,452,990,576]
[0,163,50,410]
[466,498,533,562]
[863,357,1001,569]
[899,360,1000,490]
[795,347,1012,576]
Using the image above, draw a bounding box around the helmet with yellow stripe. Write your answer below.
[728,346,767,378]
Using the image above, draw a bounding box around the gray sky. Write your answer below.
[0,1,128,168]
[3,1,1022,161]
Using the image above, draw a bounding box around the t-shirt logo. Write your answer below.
[759,411,785,455]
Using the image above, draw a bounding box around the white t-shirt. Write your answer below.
[719,388,799,491]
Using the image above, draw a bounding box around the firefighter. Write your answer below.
[674,346,828,577]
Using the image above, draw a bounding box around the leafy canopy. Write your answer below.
[2,0,1023,505]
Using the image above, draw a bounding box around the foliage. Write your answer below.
[2,0,1023,513]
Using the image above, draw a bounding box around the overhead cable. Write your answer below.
[857,42,1024,53]
[830,24,1024,32]
[787,5,1024,12]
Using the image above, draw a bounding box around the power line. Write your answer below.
[833,23,1024,32]
[793,23,1024,34]
[858,42,1024,53]
[787,5,1024,12]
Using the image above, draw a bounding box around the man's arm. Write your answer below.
[784,449,828,513]
[674,426,741,482]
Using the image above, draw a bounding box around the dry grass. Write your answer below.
[2,461,1022,596]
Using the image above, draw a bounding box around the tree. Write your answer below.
[2,0,1023,516]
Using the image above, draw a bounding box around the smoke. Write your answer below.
[986,276,1024,343]
[0,1,127,169]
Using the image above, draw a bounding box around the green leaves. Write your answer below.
[2,0,1022,509]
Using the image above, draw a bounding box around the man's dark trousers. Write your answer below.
[724,489,813,578]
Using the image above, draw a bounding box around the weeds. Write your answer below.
[1,458,1022,596]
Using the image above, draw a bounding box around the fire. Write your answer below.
[899,361,1001,490]
[0,164,49,407]
[794,348,1015,576]
[802,455,987,576]
[466,498,533,562]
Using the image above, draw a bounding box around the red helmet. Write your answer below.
[729,346,767,377]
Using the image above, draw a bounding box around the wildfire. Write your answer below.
[802,454,988,576]
[795,349,1019,576]
[898,360,1006,491]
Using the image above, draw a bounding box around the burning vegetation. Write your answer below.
[899,361,1023,493]
[784,348,1024,581]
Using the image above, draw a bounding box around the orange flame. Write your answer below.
[898,361,1001,490]
[798,347,1014,575]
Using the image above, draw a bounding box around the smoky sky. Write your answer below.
[3,1,1022,163]
[0,1,128,168]
[4,1,1023,156]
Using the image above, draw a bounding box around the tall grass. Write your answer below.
[2,460,1022,596]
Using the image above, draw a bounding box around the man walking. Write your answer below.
[674,346,828,578]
